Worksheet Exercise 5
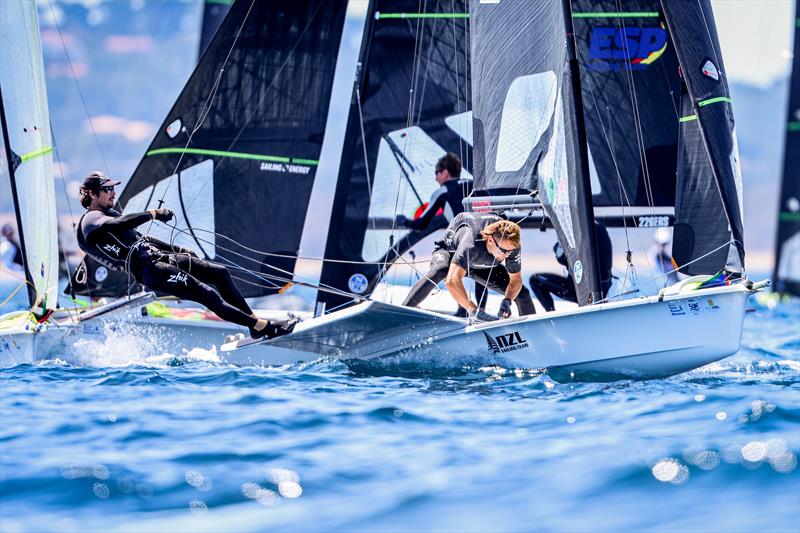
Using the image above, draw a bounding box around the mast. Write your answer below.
[773,2,800,296]
[0,87,36,307]
[561,0,602,304]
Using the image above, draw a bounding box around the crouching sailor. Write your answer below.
[76,171,292,339]
[402,212,535,321]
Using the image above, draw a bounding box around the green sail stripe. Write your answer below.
[780,212,800,222]
[376,12,468,19]
[679,114,697,123]
[788,121,800,132]
[146,147,319,166]
[698,96,733,107]
[572,12,659,18]
[205,0,234,5]
[19,146,53,162]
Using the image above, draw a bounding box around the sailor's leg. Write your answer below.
[139,261,258,329]
[529,273,575,311]
[473,267,536,316]
[402,249,451,308]
[173,255,254,315]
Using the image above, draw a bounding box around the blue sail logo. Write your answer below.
[587,26,667,71]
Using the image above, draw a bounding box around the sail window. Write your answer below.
[166,119,183,139]
[536,93,576,249]
[123,159,216,258]
[361,126,473,261]
[494,71,557,173]
[445,111,473,146]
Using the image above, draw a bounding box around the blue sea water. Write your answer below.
[1,301,798,532]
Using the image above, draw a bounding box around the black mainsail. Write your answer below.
[662,0,745,276]
[469,0,603,305]
[198,0,233,59]
[93,0,348,299]
[316,0,472,312]
[774,3,800,296]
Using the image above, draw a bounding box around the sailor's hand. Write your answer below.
[469,308,498,323]
[153,208,174,222]
[498,298,512,318]
[394,214,408,228]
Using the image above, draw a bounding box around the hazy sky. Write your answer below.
[712,0,796,86]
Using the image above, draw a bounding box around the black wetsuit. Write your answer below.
[400,177,486,315]
[402,212,535,315]
[401,177,473,230]
[77,208,258,329]
[529,222,614,312]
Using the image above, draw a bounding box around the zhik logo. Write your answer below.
[587,26,667,72]
[103,243,122,256]
[484,331,530,354]
[167,272,189,285]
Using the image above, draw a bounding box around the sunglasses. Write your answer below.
[491,235,515,254]
[99,186,116,193]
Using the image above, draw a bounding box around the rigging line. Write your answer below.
[478,36,564,300]
[383,0,428,282]
[184,226,432,265]
[45,1,110,175]
[153,0,257,245]
[178,0,331,217]
[51,133,85,325]
[161,225,369,300]
[615,1,656,215]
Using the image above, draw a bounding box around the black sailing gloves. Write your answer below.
[498,298,512,319]
[153,209,175,223]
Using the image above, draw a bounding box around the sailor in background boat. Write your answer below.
[394,153,486,317]
[75,171,291,339]
[402,212,536,321]
[528,222,613,312]
[0,223,24,273]
[649,227,678,287]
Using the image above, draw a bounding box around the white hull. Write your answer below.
[222,284,755,379]
[0,303,305,366]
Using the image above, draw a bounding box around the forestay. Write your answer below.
[0,0,59,313]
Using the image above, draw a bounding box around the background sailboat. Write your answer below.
[773,2,800,297]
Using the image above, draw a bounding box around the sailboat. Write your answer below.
[63,0,474,353]
[0,0,64,364]
[773,1,799,298]
[222,0,769,379]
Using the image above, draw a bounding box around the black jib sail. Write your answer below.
[773,3,800,296]
[661,0,745,276]
[71,0,348,300]
[316,0,472,312]
[198,0,232,59]
[571,0,680,221]
[469,0,603,305]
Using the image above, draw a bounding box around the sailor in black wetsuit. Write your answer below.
[0,223,23,272]
[395,152,473,231]
[75,171,290,339]
[528,222,614,311]
[402,212,536,321]
[394,153,487,316]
